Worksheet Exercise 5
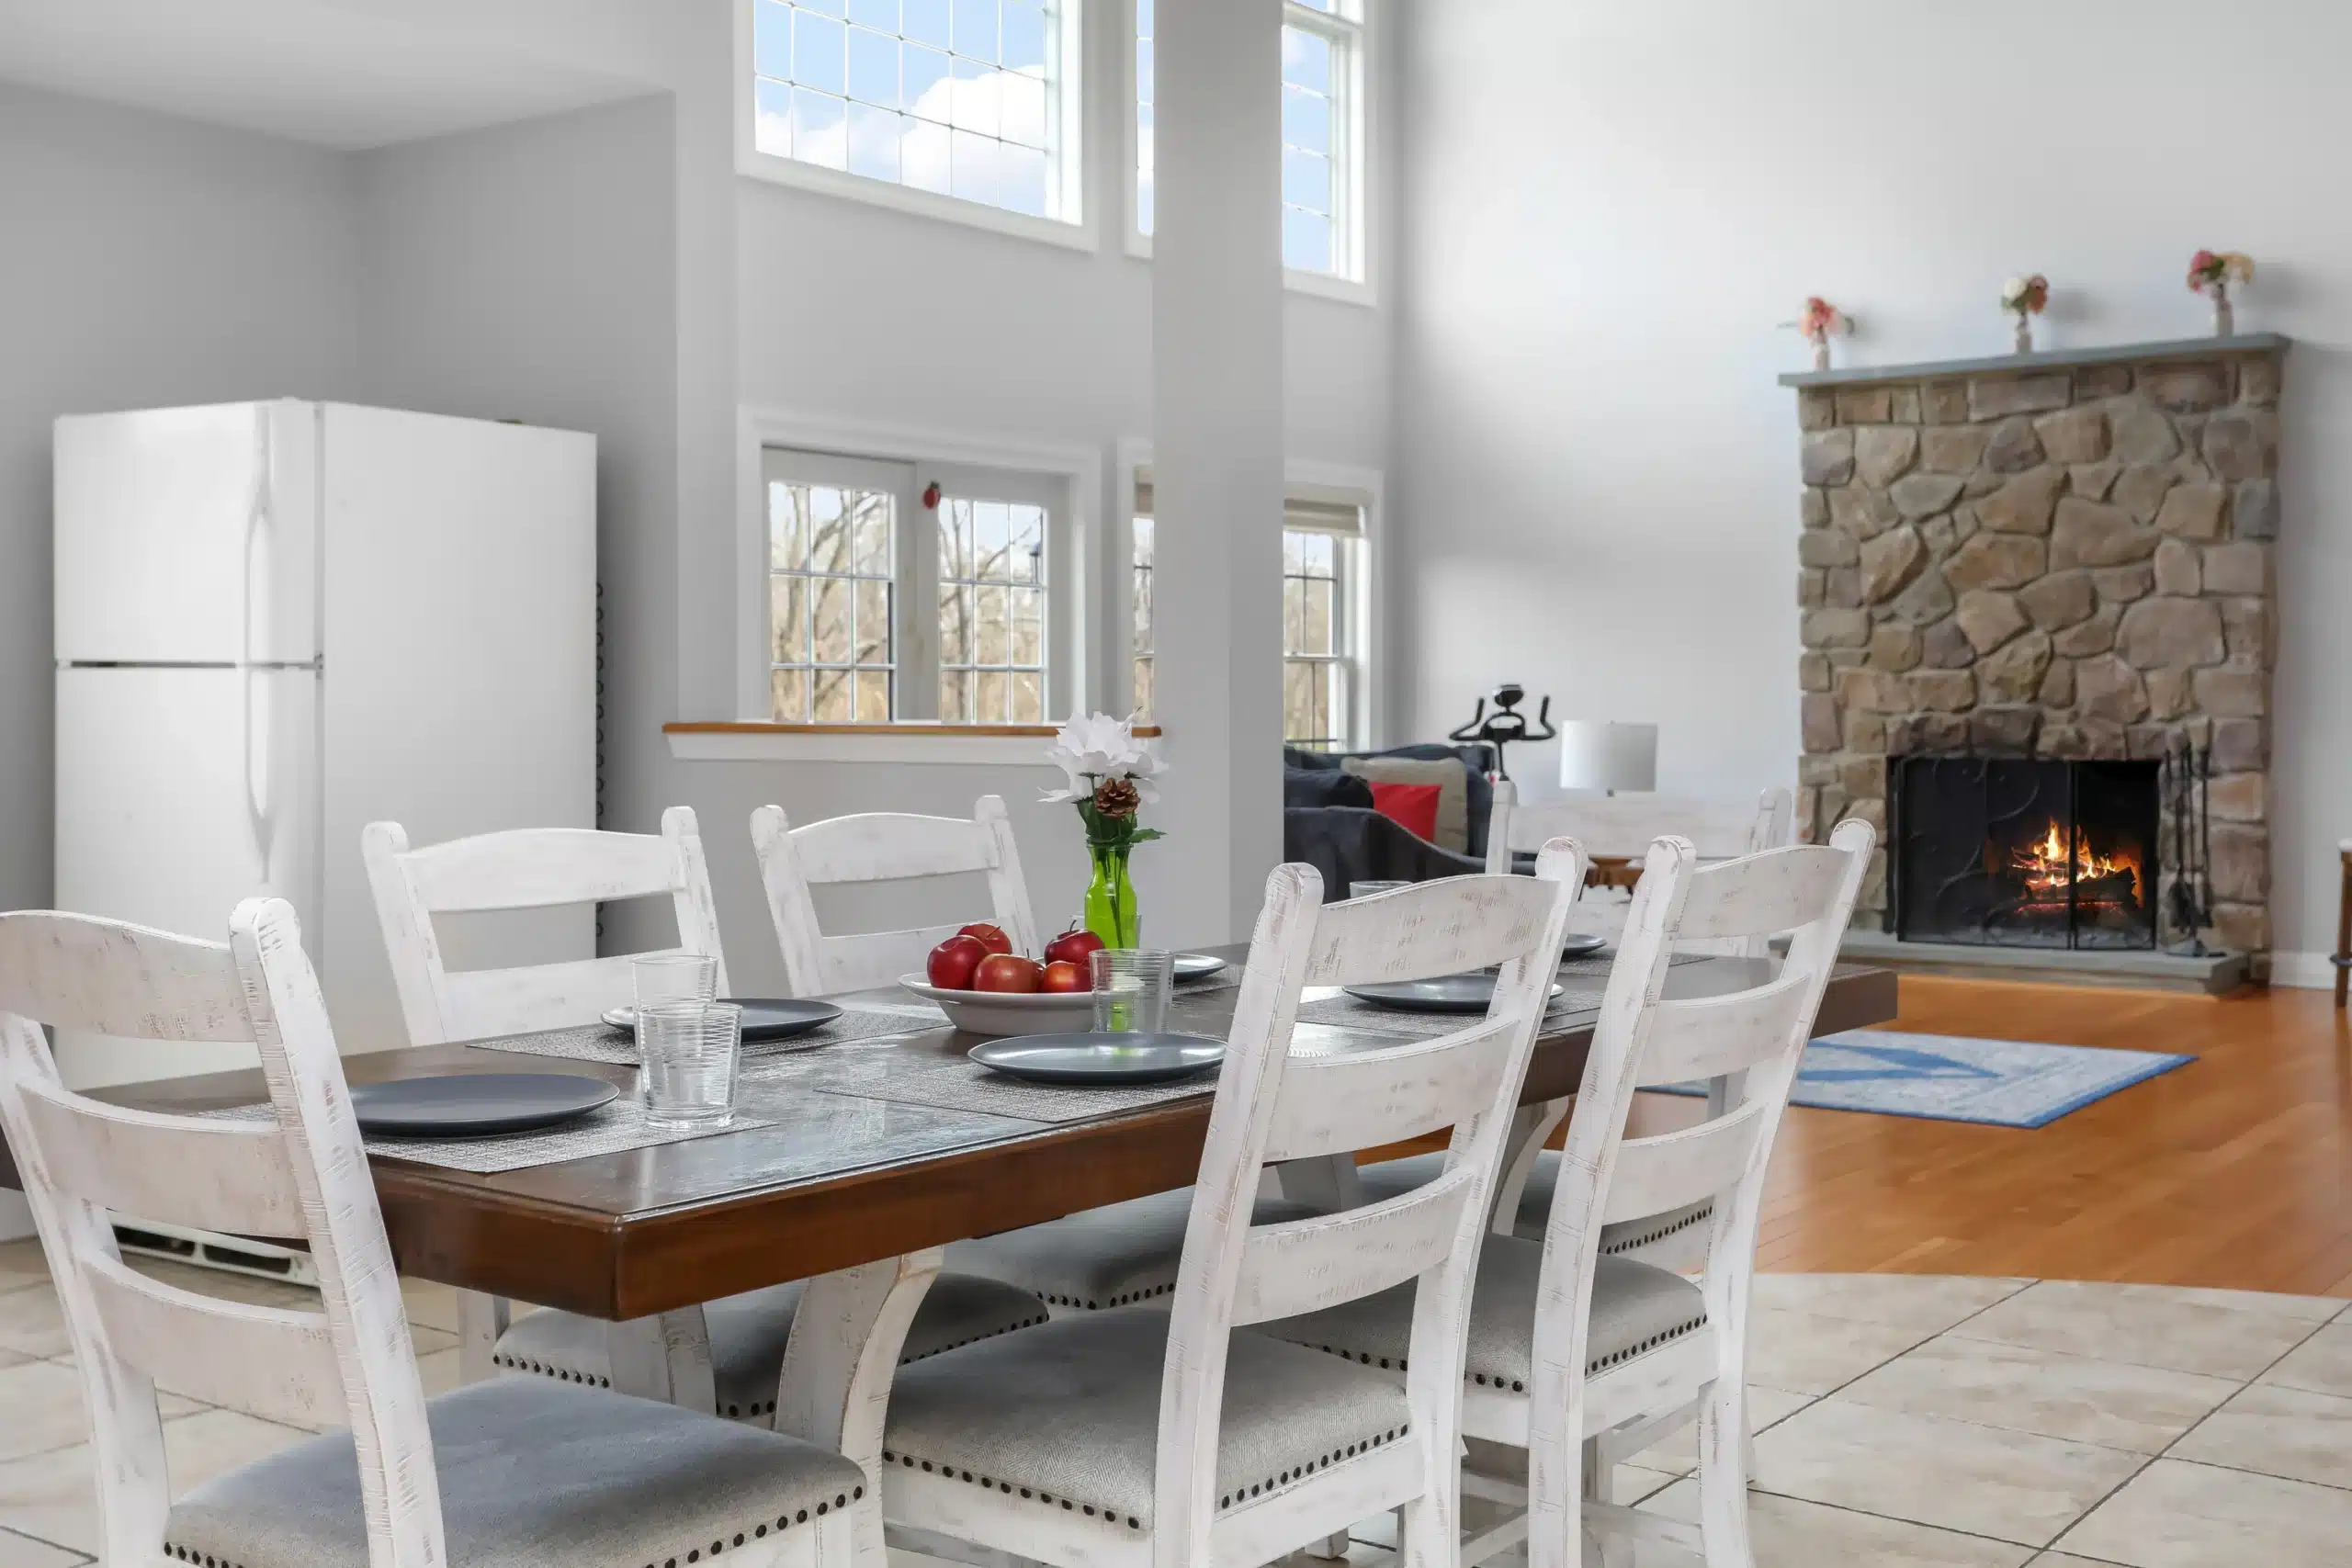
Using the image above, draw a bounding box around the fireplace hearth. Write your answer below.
[1891,757,2160,950]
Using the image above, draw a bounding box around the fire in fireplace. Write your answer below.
[1890,757,2161,950]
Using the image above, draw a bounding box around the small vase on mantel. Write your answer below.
[2012,312,2034,355]
[2211,282,2236,339]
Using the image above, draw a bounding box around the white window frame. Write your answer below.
[1123,0,1375,306]
[1114,441,1383,750]
[735,0,1096,254]
[737,409,1100,731]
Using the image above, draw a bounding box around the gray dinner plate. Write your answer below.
[349,1073,618,1137]
[968,1032,1226,1086]
[601,998,842,1042]
[1341,976,1569,1014]
[1561,932,1610,959]
[1172,953,1228,982]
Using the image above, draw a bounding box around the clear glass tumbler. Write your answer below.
[1348,879,1412,900]
[634,953,718,1018]
[639,1001,743,1128]
[1091,949,1174,1034]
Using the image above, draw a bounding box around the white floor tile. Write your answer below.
[0,1289,70,1359]
[0,1525,87,1568]
[1753,1273,2032,1335]
[2165,1382,2352,1492]
[1837,1335,2239,1453]
[400,1278,462,1335]
[1622,1385,1816,1474]
[2256,1321,2352,1399]
[1639,1482,2037,1567]
[1753,1396,2147,1547]
[2057,1457,2352,1568]
[0,1409,310,1557]
[1747,1304,1935,1394]
[1951,1280,2323,1381]
[0,1244,49,1297]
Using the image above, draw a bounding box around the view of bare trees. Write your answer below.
[938,496,1047,723]
[770,482,895,722]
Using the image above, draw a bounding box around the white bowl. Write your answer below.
[898,975,1097,1037]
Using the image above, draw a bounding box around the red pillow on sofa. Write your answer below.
[1366,780,1443,842]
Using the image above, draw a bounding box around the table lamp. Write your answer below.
[1558,721,1657,796]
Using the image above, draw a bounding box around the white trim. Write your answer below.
[733,0,1099,255]
[668,729,1072,766]
[2267,950,2340,989]
[736,406,1104,723]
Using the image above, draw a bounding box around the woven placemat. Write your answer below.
[820,1055,1224,1123]
[469,1003,947,1067]
[195,1097,774,1175]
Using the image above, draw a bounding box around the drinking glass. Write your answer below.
[1091,949,1175,1034]
[1348,879,1411,899]
[639,1001,743,1128]
[634,953,718,1017]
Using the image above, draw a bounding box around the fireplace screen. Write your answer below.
[1891,757,2160,950]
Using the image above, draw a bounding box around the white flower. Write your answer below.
[1041,712,1167,804]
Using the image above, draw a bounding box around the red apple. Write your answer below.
[973,953,1043,993]
[927,933,989,989]
[1043,925,1107,967]
[957,921,1013,956]
[1040,959,1091,993]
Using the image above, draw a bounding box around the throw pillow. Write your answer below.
[1341,756,1469,852]
[1283,766,1375,810]
[1367,781,1442,842]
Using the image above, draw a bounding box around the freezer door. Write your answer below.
[54,401,320,664]
[53,666,321,1088]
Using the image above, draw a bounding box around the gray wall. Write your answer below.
[0,81,361,920]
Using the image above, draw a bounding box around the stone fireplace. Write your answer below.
[1781,334,2288,981]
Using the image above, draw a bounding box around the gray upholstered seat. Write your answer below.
[164,1377,867,1568]
[496,1272,1050,1421]
[944,1189,1323,1312]
[1257,1236,1704,1393]
[880,1306,1411,1533]
[1355,1151,1715,1259]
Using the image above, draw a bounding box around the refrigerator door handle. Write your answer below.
[243,669,271,860]
[243,408,271,667]
[241,410,274,857]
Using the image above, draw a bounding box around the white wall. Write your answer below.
[1392,0,2352,962]
[0,82,360,923]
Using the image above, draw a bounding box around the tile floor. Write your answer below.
[1,1239,2347,1567]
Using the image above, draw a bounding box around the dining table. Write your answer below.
[1,943,1894,1554]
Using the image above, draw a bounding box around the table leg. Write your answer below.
[2334,849,2349,1009]
[456,1290,508,1385]
[606,1311,717,1413]
[1274,1154,1362,1209]
[775,1247,944,1568]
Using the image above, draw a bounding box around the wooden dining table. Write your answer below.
[2,944,1894,1549]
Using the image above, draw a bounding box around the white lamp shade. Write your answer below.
[1558,721,1658,793]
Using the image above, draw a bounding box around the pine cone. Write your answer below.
[1092,776,1141,818]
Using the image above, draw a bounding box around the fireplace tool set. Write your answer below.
[2164,733,2216,956]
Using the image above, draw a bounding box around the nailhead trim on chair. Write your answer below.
[163,1489,864,1568]
[491,1352,612,1390]
[1288,1313,1708,1393]
[1599,1202,1714,1257]
[880,1427,1407,1530]
[1039,1282,1174,1311]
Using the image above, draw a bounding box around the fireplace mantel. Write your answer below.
[1779,333,2292,390]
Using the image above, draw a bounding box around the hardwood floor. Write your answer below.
[1660,976,2352,1294]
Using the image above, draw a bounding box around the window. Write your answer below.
[763,447,1067,723]
[1129,477,1364,750]
[746,0,1083,231]
[1131,0,1366,285]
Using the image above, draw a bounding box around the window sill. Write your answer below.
[665,722,1162,766]
[738,146,1099,254]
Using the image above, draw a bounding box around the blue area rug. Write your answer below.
[1656,1029,2192,1129]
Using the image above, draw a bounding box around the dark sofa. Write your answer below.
[1282,742,1500,899]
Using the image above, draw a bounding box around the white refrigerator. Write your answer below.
[55,400,596,1087]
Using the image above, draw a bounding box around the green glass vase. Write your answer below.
[1084,842,1141,948]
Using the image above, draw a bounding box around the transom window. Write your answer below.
[1132,0,1365,283]
[762,447,1067,723]
[748,0,1083,227]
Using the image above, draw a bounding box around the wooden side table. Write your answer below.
[1588,856,1643,892]
[2335,841,2350,1009]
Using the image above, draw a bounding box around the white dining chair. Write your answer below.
[363,808,1049,1417]
[1260,822,1875,1568]
[0,900,871,1568]
[751,795,1038,996]
[874,854,1581,1568]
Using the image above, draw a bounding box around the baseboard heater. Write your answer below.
[112,1219,321,1289]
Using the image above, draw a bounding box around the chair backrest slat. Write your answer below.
[1672,841,1855,944]
[753,796,1038,996]
[17,1082,304,1235]
[1261,1019,1516,1164]
[1305,877,1555,987]
[365,807,728,1043]
[0,903,443,1568]
[84,1252,344,1428]
[1230,1166,1481,1326]
[1630,970,1817,1089]
[1597,1099,1771,1227]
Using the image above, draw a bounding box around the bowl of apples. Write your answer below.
[899,922,1109,1036]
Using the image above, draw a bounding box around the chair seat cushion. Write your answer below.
[496,1271,1050,1420]
[881,1306,1410,1533]
[1260,1238,1706,1393]
[164,1376,866,1568]
[1355,1151,1715,1258]
[944,1189,1323,1311]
